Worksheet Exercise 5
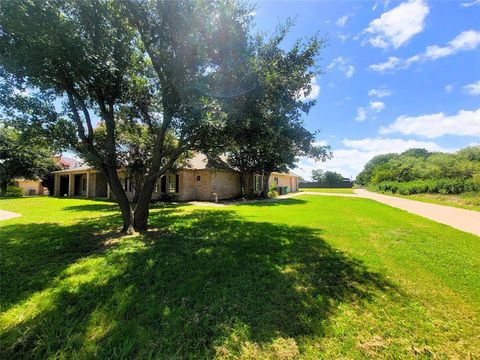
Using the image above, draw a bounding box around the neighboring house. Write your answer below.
[11,156,84,197]
[52,153,300,201]
[14,179,48,196]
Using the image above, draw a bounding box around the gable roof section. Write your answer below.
[183,153,232,170]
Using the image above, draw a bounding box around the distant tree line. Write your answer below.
[311,169,347,185]
[298,169,351,188]
[356,147,480,195]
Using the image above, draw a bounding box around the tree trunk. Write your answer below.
[239,172,246,198]
[0,181,8,197]
[133,176,156,232]
[104,170,135,234]
[261,172,271,198]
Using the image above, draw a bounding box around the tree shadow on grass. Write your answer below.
[62,204,119,212]
[234,197,308,207]
[0,214,123,310]
[1,207,397,359]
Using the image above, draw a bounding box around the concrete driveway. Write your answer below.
[0,210,21,221]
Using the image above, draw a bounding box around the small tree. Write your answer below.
[0,127,56,196]
[311,169,344,186]
[323,171,344,185]
[311,169,324,182]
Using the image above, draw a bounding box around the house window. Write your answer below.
[274,177,279,185]
[161,176,166,193]
[123,177,133,193]
[168,174,178,193]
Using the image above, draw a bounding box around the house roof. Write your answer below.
[52,165,93,174]
[52,152,300,177]
[183,153,232,170]
[58,155,83,169]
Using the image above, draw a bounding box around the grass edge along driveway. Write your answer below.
[1,196,479,359]
[299,187,354,194]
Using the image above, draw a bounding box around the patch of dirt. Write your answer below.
[357,335,389,355]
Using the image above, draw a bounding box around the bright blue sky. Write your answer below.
[252,0,480,179]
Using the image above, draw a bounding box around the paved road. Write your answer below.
[0,210,21,221]
[292,189,480,236]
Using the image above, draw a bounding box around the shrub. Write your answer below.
[267,186,279,198]
[5,186,23,197]
[371,179,480,195]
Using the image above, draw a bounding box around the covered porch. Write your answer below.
[53,167,108,198]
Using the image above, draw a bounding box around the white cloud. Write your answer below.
[368,87,392,98]
[338,34,350,42]
[463,80,480,95]
[294,137,451,179]
[379,108,480,138]
[372,0,392,11]
[342,137,445,153]
[369,57,401,72]
[295,150,369,179]
[327,57,355,78]
[370,100,386,112]
[445,84,453,94]
[424,30,480,60]
[335,96,352,106]
[461,0,480,7]
[354,101,387,122]
[364,0,429,49]
[313,140,329,147]
[298,76,321,101]
[336,14,351,27]
[355,107,367,121]
[369,30,480,72]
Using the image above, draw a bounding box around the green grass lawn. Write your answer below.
[384,192,480,212]
[299,187,355,194]
[1,196,479,359]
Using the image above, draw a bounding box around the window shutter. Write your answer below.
[175,174,179,193]
[161,176,166,193]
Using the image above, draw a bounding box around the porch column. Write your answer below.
[54,174,60,196]
[107,183,111,199]
[68,174,74,197]
[91,173,96,197]
[86,172,90,198]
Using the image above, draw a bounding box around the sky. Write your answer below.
[251,0,480,180]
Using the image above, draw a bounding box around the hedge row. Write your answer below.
[371,179,480,195]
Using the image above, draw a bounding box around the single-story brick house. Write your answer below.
[14,179,48,196]
[52,153,300,201]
